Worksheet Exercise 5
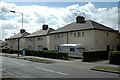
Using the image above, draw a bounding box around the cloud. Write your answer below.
[15,16,30,23]
[0,2,119,40]
[0,2,16,20]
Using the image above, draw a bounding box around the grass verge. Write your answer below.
[3,55,55,64]
[91,66,120,74]
[68,57,82,60]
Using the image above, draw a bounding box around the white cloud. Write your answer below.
[0,2,119,40]
[0,2,16,20]
[14,16,29,23]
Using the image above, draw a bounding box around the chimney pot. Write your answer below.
[42,25,48,30]
[20,29,26,34]
[76,16,85,23]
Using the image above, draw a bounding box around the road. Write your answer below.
[1,56,119,78]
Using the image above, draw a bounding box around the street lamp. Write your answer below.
[10,11,24,57]
[10,11,24,29]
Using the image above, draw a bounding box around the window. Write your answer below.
[57,34,60,38]
[58,46,60,50]
[70,32,72,35]
[37,37,43,40]
[70,48,75,52]
[38,37,40,40]
[82,32,84,37]
[55,34,62,39]
[38,45,43,50]
[107,33,109,37]
[77,32,81,37]
[61,34,63,38]
[28,46,31,49]
[55,45,59,50]
[55,35,56,39]
[28,38,32,41]
[55,46,57,50]
[74,33,76,37]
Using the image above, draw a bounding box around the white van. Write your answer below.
[59,44,85,58]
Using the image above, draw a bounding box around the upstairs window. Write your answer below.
[107,32,109,37]
[37,37,43,40]
[55,34,62,39]
[57,34,60,38]
[74,33,76,37]
[82,32,84,37]
[77,32,81,37]
[70,32,72,35]
[55,35,56,39]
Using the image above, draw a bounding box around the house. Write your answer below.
[24,25,55,50]
[5,29,30,50]
[0,40,2,44]
[49,16,118,51]
[0,40,2,48]
[5,16,118,51]
[117,32,120,51]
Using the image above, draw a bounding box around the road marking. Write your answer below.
[36,67,68,76]
[14,62,26,66]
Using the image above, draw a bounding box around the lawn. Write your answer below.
[93,66,120,72]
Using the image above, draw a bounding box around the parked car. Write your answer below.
[59,44,85,58]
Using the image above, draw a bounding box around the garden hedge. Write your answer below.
[0,48,9,53]
[24,49,68,60]
[109,51,120,65]
[82,50,110,62]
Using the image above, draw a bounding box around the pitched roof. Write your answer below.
[0,40,2,43]
[50,20,117,34]
[6,32,30,40]
[25,28,55,38]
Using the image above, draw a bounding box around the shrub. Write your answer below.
[109,51,120,65]
[8,49,14,54]
[82,50,110,62]
[1,48,9,53]
[24,49,68,60]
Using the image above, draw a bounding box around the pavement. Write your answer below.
[1,53,118,69]
[0,53,119,78]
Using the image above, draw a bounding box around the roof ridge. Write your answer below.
[91,20,116,30]
[89,20,95,28]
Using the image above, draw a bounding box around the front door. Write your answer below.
[107,45,110,50]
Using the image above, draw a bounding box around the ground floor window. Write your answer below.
[38,45,43,50]
[28,46,31,49]
[55,45,59,50]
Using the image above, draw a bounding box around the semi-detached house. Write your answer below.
[24,25,55,50]
[5,16,119,51]
[5,29,30,50]
[49,16,118,51]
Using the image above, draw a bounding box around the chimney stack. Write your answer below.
[42,25,48,30]
[76,16,85,23]
[20,29,26,34]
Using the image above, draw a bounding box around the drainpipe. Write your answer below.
[34,37,35,49]
[18,38,19,57]
[67,32,68,44]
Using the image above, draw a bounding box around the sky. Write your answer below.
[0,1,119,40]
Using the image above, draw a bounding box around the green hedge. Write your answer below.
[109,51,120,65]
[0,48,10,53]
[82,50,110,62]
[25,49,68,60]
[7,49,22,54]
